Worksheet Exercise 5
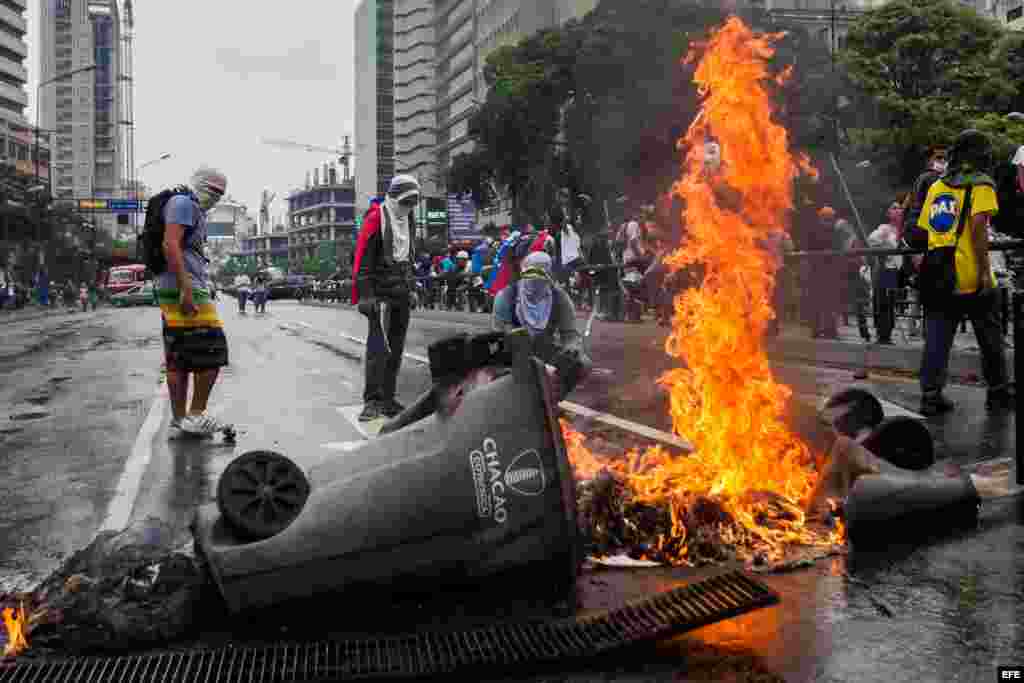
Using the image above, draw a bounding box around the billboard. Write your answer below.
[446,193,479,241]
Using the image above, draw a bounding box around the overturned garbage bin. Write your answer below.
[192,357,581,614]
[845,472,981,547]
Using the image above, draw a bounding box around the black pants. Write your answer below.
[363,300,411,405]
[920,289,1008,395]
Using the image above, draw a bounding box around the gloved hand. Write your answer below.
[358,297,380,317]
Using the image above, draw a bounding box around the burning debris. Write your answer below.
[1,518,211,656]
[567,17,838,570]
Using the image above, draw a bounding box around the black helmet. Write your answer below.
[948,129,993,172]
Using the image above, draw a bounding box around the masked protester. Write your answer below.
[492,251,592,400]
[157,166,230,436]
[911,129,1012,415]
[351,175,420,421]
[904,145,948,236]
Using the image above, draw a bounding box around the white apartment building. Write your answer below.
[39,0,121,238]
[393,0,436,194]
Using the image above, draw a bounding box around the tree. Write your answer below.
[841,0,1013,181]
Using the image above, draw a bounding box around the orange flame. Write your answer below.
[2,603,29,657]
[565,17,838,565]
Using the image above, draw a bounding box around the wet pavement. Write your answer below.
[0,300,1021,681]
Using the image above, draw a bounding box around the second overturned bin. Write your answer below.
[192,358,581,613]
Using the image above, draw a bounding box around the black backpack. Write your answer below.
[138,185,194,275]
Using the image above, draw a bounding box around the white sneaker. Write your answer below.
[180,412,222,436]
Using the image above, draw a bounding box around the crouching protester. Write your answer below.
[908,129,1013,415]
[492,251,592,400]
[153,166,230,436]
[351,175,420,422]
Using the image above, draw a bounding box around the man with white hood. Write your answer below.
[351,175,420,421]
[492,251,592,400]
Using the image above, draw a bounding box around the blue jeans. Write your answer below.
[920,289,1008,395]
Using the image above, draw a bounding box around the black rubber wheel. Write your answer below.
[217,450,310,541]
[860,416,935,471]
[821,387,885,438]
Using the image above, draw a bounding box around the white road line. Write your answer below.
[98,385,168,533]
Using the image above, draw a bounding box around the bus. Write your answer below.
[104,264,148,295]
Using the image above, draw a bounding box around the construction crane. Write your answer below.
[261,136,355,181]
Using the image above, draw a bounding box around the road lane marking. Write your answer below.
[98,384,168,534]
[322,440,364,452]
[336,405,387,438]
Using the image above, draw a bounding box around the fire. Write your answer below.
[2,602,29,657]
[566,17,839,566]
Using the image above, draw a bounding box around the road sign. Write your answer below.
[77,198,145,212]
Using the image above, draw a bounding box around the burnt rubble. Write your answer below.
[2,517,212,655]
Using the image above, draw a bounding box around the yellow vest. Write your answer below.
[917,179,998,294]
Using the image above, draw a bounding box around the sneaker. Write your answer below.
[180,412,223,436]
[920,393,955,416]
[381,399,406,418]
[358,403,383,422]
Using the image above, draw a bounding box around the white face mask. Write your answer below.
[931,159,947,174]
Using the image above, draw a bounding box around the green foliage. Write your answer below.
[840,0,1016,181]
[967,113,1024,163]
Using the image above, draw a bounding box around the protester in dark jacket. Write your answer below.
[351,176,419,421]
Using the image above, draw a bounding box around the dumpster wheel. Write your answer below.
[217,450,310,541]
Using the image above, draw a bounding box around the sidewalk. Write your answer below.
[0,303,90,326]
[767,320,1013,383]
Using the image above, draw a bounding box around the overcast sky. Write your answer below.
[26,0,356,222]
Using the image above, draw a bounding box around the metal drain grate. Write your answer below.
[0,570,777,682]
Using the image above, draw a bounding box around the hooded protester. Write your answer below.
[351,174,420,421]
[157,165,230,436]
[492,251,592,399]
[911,129,1012,415]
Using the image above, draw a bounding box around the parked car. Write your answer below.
[111,281,156,307]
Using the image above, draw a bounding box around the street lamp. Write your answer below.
[129,153,172,240]
[35,64,98,184]
[135,152,171,174]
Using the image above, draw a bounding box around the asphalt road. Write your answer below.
[0,300,1020,681]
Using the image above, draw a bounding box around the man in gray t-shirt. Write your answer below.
[158,167,230,437]
[156,193,211,292]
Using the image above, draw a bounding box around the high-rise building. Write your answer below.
[355,0,395,209]
[39,0,121,239]
[434,0,597,180]
[393,0,435,194]
[0,0,28,125]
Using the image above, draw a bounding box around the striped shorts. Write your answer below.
[158,287,229,371]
